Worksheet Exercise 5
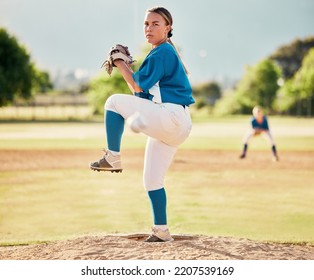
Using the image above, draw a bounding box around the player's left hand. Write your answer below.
[101,44,135,76]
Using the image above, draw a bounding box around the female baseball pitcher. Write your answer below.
[90,7,195,242]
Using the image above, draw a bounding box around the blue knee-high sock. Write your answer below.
[242,143,248,155]
[105,110,124,152]
[147,188,167,225]
[272,145,278,157]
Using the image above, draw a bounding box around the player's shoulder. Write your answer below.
[149,43,177,65]
[159,42,174,50]
[152,42,176,56]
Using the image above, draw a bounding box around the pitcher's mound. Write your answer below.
[1,234,314,260]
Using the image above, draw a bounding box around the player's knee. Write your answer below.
[143,177,164,192]
[144,185,164,192]
[104,95,116,112]
[105,94,128,114]
[105,94,119,113]
[127,112,148,133]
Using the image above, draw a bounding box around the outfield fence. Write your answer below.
[0,94,93,121]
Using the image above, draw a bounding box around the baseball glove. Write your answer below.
[101,44,135,76]
[253,129,264,136]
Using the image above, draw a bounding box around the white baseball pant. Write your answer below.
[105,94,192,191]
[243,129,276,146]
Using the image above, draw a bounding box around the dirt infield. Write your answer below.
[1,149,314,260]
[1,149,313,172]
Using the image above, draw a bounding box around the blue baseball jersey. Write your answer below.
[251,116,269,130]
[132,42,195,106]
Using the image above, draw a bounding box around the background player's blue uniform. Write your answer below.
[240,106,279,161]
[251,116,269,131]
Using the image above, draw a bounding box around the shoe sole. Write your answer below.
[145,238,174,243]
[145,234,174,243]
[89,165,123,173]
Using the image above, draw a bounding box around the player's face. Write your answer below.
[144,12,171,48]
[254,109,264,120]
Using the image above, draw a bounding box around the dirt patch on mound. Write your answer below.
[1,234,314,260]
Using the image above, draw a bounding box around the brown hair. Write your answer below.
[147,6,189,74]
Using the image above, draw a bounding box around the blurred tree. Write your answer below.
[193,81,222,109]
[213,59,281,115]
[233,59,281,113]
[88,71,130,114]
[79,83,90,94]
[294,48,314,100]
[270,36,314,79]
[276,48,314,116]
[0,28,33,106]
[32,67,53,93]
[213,89,241,116]
[0,28,53,106]
[214,37,314,116]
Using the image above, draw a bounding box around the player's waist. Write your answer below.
[134,92,188,108]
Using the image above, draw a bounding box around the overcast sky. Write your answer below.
[1,0,313,84]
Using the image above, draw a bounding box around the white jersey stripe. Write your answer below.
[149,81,162,104]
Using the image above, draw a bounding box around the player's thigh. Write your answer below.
[262,131,275,145]
[140,103,192,147]
[106,95,180,141]
[243,130,254,143]
[143,137,177,191]
[105,94,168,132]
[105,94,152,118]
[106,94,192,146]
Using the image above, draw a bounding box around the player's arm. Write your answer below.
[263,116,270,130]
[114,60,143,93]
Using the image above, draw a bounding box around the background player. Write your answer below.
[90,6,194,242]
[240,105,279,161]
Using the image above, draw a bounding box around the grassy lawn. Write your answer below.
[1,167,313,245]
[0,117,314,245]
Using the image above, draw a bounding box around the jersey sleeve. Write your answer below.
[132,55,164,91]
[263,117,269,130]
[251,118,256,128]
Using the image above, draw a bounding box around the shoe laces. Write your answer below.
[101,148,110,157]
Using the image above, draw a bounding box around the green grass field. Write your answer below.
[0,116,314,245]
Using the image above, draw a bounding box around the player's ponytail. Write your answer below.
[147,6,189,75]
[167,38,189,75]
